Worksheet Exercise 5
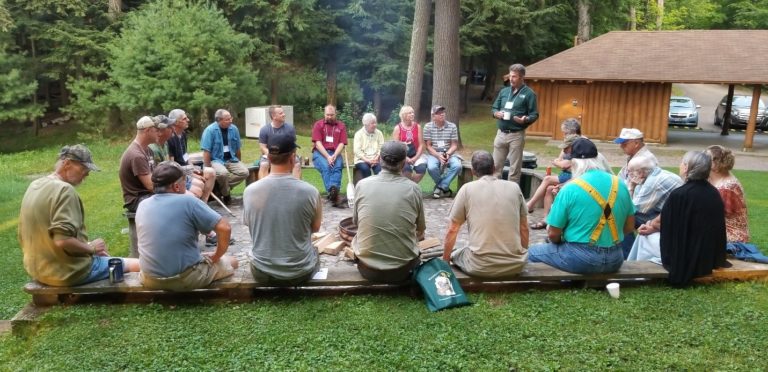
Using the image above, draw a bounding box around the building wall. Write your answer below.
[527,80,672,143]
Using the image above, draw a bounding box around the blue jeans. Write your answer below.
[354,162,381,179]
[313,151,344,192]
[528,241,624,274]
[426,155,461,190]
[77,256,126,285]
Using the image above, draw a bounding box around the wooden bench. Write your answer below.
[22,261,676,306]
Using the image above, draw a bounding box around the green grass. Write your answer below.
[1,104,768,369]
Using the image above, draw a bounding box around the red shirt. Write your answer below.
[311,119,348,152]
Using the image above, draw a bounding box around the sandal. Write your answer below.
[529,221,548,230]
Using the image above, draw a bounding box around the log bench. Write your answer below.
[23,261,674,307]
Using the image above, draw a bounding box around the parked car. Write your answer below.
[668,96,700,127]
[714,95,766,130]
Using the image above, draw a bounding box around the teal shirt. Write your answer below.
[491,84,539,132]
[547,169,635,247]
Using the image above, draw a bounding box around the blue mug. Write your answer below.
[108,258,124,283]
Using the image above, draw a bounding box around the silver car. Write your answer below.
[668,96,700,127]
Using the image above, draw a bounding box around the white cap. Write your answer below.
[613,128,643,144]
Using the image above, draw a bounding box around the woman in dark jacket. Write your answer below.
[660,151,729,286]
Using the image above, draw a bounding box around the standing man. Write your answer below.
[19,145,139,286]
[442,151,529,278]
[243,133,322,285]
[353,141,425,283]
[423,105,461,199]
[137,162,238,291]
[491,63,539,184]
[119,116,164,212]
[614,127,658,184]
[258,105,301,179]
[200,109,248,205]
[311,104,348,208]
[167,109,216,202]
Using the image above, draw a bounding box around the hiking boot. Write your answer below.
[329,186,339,204]
[222,195,232,205]
[333,195,349,209]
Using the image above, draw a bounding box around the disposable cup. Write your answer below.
[502,111,511,120]
[606,282,620,299]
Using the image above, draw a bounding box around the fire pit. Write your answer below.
[338,217,357,245]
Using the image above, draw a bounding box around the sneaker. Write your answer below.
[432,188,443,199]
[205,235,235,247]
[443,188,453,198]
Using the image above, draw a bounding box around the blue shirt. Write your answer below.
[137,193,221,278]
[200,122,243,163]
[547,169,635,247]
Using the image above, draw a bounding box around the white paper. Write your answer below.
[325,135,334,143]
[312,267,328,280]
[504,101,513,109]
[223,145,230,153]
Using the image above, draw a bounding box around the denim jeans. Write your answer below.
[354,162,381,179]
[426,154,461,190]
[528,241,624,274]
[313,151,344,192]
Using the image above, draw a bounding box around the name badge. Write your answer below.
[504,102,513,109]
[182,153,189,162]
[325,135,334,143]
[223,145,230,153]
[436,140,446,148]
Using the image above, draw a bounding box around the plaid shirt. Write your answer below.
[633,167,683,219]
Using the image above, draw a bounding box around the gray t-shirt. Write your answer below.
[259,123,297,145]
[243,174,320,280]
[137,193,221,278]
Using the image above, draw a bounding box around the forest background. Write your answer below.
[1,0,767,145]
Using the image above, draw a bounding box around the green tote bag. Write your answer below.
[413,258,471,312]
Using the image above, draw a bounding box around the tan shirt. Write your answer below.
[19,176,92,286]
[448,175,528,277]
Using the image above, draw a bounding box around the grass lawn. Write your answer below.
[1,109,767,369]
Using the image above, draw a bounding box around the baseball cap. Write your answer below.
[151,161,185,187]
[152,115,176,129]
[559,134,581,149]
[136,116,155,129]
[58,144,100,171]
[613,128,643,144]
[380,141,407,164]
[570,138,598,159]
[431,105,446,115]
[267,133,300,155]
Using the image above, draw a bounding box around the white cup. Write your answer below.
[502,111,511,120]
[606,282,620,299]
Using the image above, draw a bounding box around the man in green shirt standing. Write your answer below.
[491,63,539,184]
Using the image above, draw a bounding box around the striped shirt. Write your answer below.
[423,121,458,152]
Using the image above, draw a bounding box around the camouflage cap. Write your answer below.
[58,144,100,171]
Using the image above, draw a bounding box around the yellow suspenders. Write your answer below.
[571,176,621,246]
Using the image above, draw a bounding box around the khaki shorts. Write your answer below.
[141,257,234,291]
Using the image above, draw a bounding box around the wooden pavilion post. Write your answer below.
[742,85,762,152]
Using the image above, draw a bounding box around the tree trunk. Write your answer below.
[576,0,591,44]
[373,89,382,119]
[404,0,431,117]
[433,0,461,146]
[656,0,664,30]
[326,57,337,107]
[108,0,122,21]
[629,5,636,30]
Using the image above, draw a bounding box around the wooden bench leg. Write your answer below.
[32,294,60,307]
[11,303,49,338]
